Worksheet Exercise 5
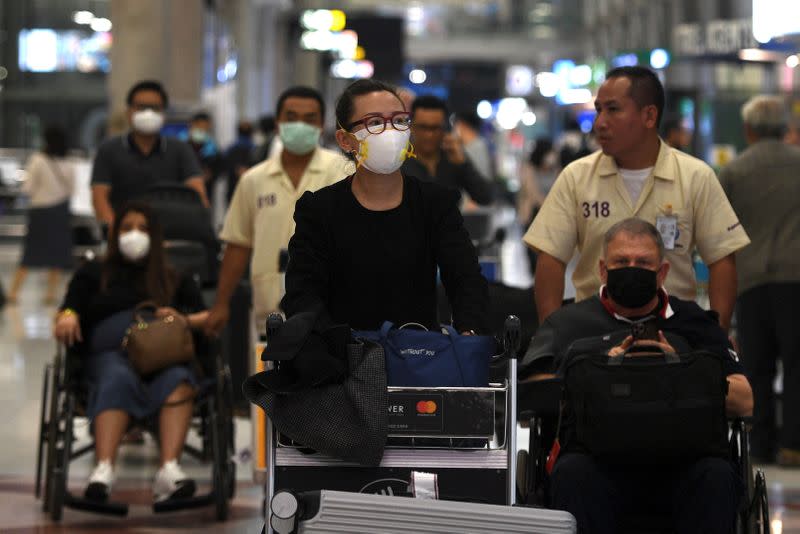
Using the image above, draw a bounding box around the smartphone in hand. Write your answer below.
[631,320,659,342]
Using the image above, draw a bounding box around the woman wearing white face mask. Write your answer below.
[280,79,488,335]
[54,202,210,504]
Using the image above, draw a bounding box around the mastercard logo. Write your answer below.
[416,400,438,414]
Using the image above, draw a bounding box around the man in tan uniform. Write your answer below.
[204,86,351,337]
[525,66,750,330]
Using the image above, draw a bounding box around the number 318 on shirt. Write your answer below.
[582,201,610,218]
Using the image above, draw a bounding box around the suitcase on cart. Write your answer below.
[267,489,576,533]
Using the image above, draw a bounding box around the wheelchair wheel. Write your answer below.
[43,353,64,513]
[35,364,52,500]
[210,401,229,521]
[754,470,770,534]
[215,352,236,502]
[527,417,548,506]
[49,390,75,521]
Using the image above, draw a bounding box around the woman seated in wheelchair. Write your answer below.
[53,201,209,504]
[280,78,488,334]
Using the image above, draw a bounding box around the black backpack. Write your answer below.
[562,349,730,464]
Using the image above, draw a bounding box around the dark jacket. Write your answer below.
[60,259,205,350]
[402,153,494,206]
[281,174,489,334]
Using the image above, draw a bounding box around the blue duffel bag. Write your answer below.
[354,321,496,387]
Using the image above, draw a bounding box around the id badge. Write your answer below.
[656,214,678,250]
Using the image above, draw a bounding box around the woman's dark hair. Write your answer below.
[43,125,68,157]
[103,201,177,306]
[335,79,403,130]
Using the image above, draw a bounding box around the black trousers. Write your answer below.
[737,282,800,456]
[550,453,742,534]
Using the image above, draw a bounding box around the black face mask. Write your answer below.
[606,266,659,308]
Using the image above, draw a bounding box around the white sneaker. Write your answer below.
[153,460,196,502]
[85,460,114,502]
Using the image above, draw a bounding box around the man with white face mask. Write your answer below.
[91,80,208,230]
[205,86,351,340]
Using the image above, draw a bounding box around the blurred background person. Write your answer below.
[225,119,255,205]
[719,95,800,466]
[8,125,75,304]
[517,137,558,275]
[91,80,208,230]
[182,111,222,188]
[453,111,494,182]
[403,95,494,206]
[250,115,278,166]
[662,115,693,152]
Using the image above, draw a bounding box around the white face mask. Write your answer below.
[118,230,151,262]
[131,109,165,135]
[353,128,412,175]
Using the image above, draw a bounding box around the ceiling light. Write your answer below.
[476,100,493,120]
[409,69,427,84]
[73,11,94,25]
[535,72,560,98]
[90,17,112,32]
[649,48,671,70]
[521,111,537,126]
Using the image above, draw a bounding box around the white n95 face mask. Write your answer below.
[131,109,165,135]
[119,230,151,262]
[353,128,412,175]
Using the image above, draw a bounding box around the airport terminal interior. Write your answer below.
[1,0,800,532]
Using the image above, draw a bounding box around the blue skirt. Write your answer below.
[85,310,198,420]
[21,200,73,269]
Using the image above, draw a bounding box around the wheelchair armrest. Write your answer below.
[518,377,562,419]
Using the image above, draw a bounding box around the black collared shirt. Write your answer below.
[91,133,202,212]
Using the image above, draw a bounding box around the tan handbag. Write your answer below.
[122,301,195,376]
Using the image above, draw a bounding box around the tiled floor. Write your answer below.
[1,237,799,533]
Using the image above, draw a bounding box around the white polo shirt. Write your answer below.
[220,147,353,322]
[524,140,750,302]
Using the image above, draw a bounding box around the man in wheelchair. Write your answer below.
[520,217,754,534]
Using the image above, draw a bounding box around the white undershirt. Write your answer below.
[618,166,653,206]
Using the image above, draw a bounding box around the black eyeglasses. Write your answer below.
[346,112,411,134]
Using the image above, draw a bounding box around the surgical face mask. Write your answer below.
[353,128,412,175]
[118,230,151,262]
[606,266,659,309]
[279,122,321,155]
[189,128,209,144]
[131,109,165,135]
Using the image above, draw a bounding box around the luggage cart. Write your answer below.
[252,317,558,533]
